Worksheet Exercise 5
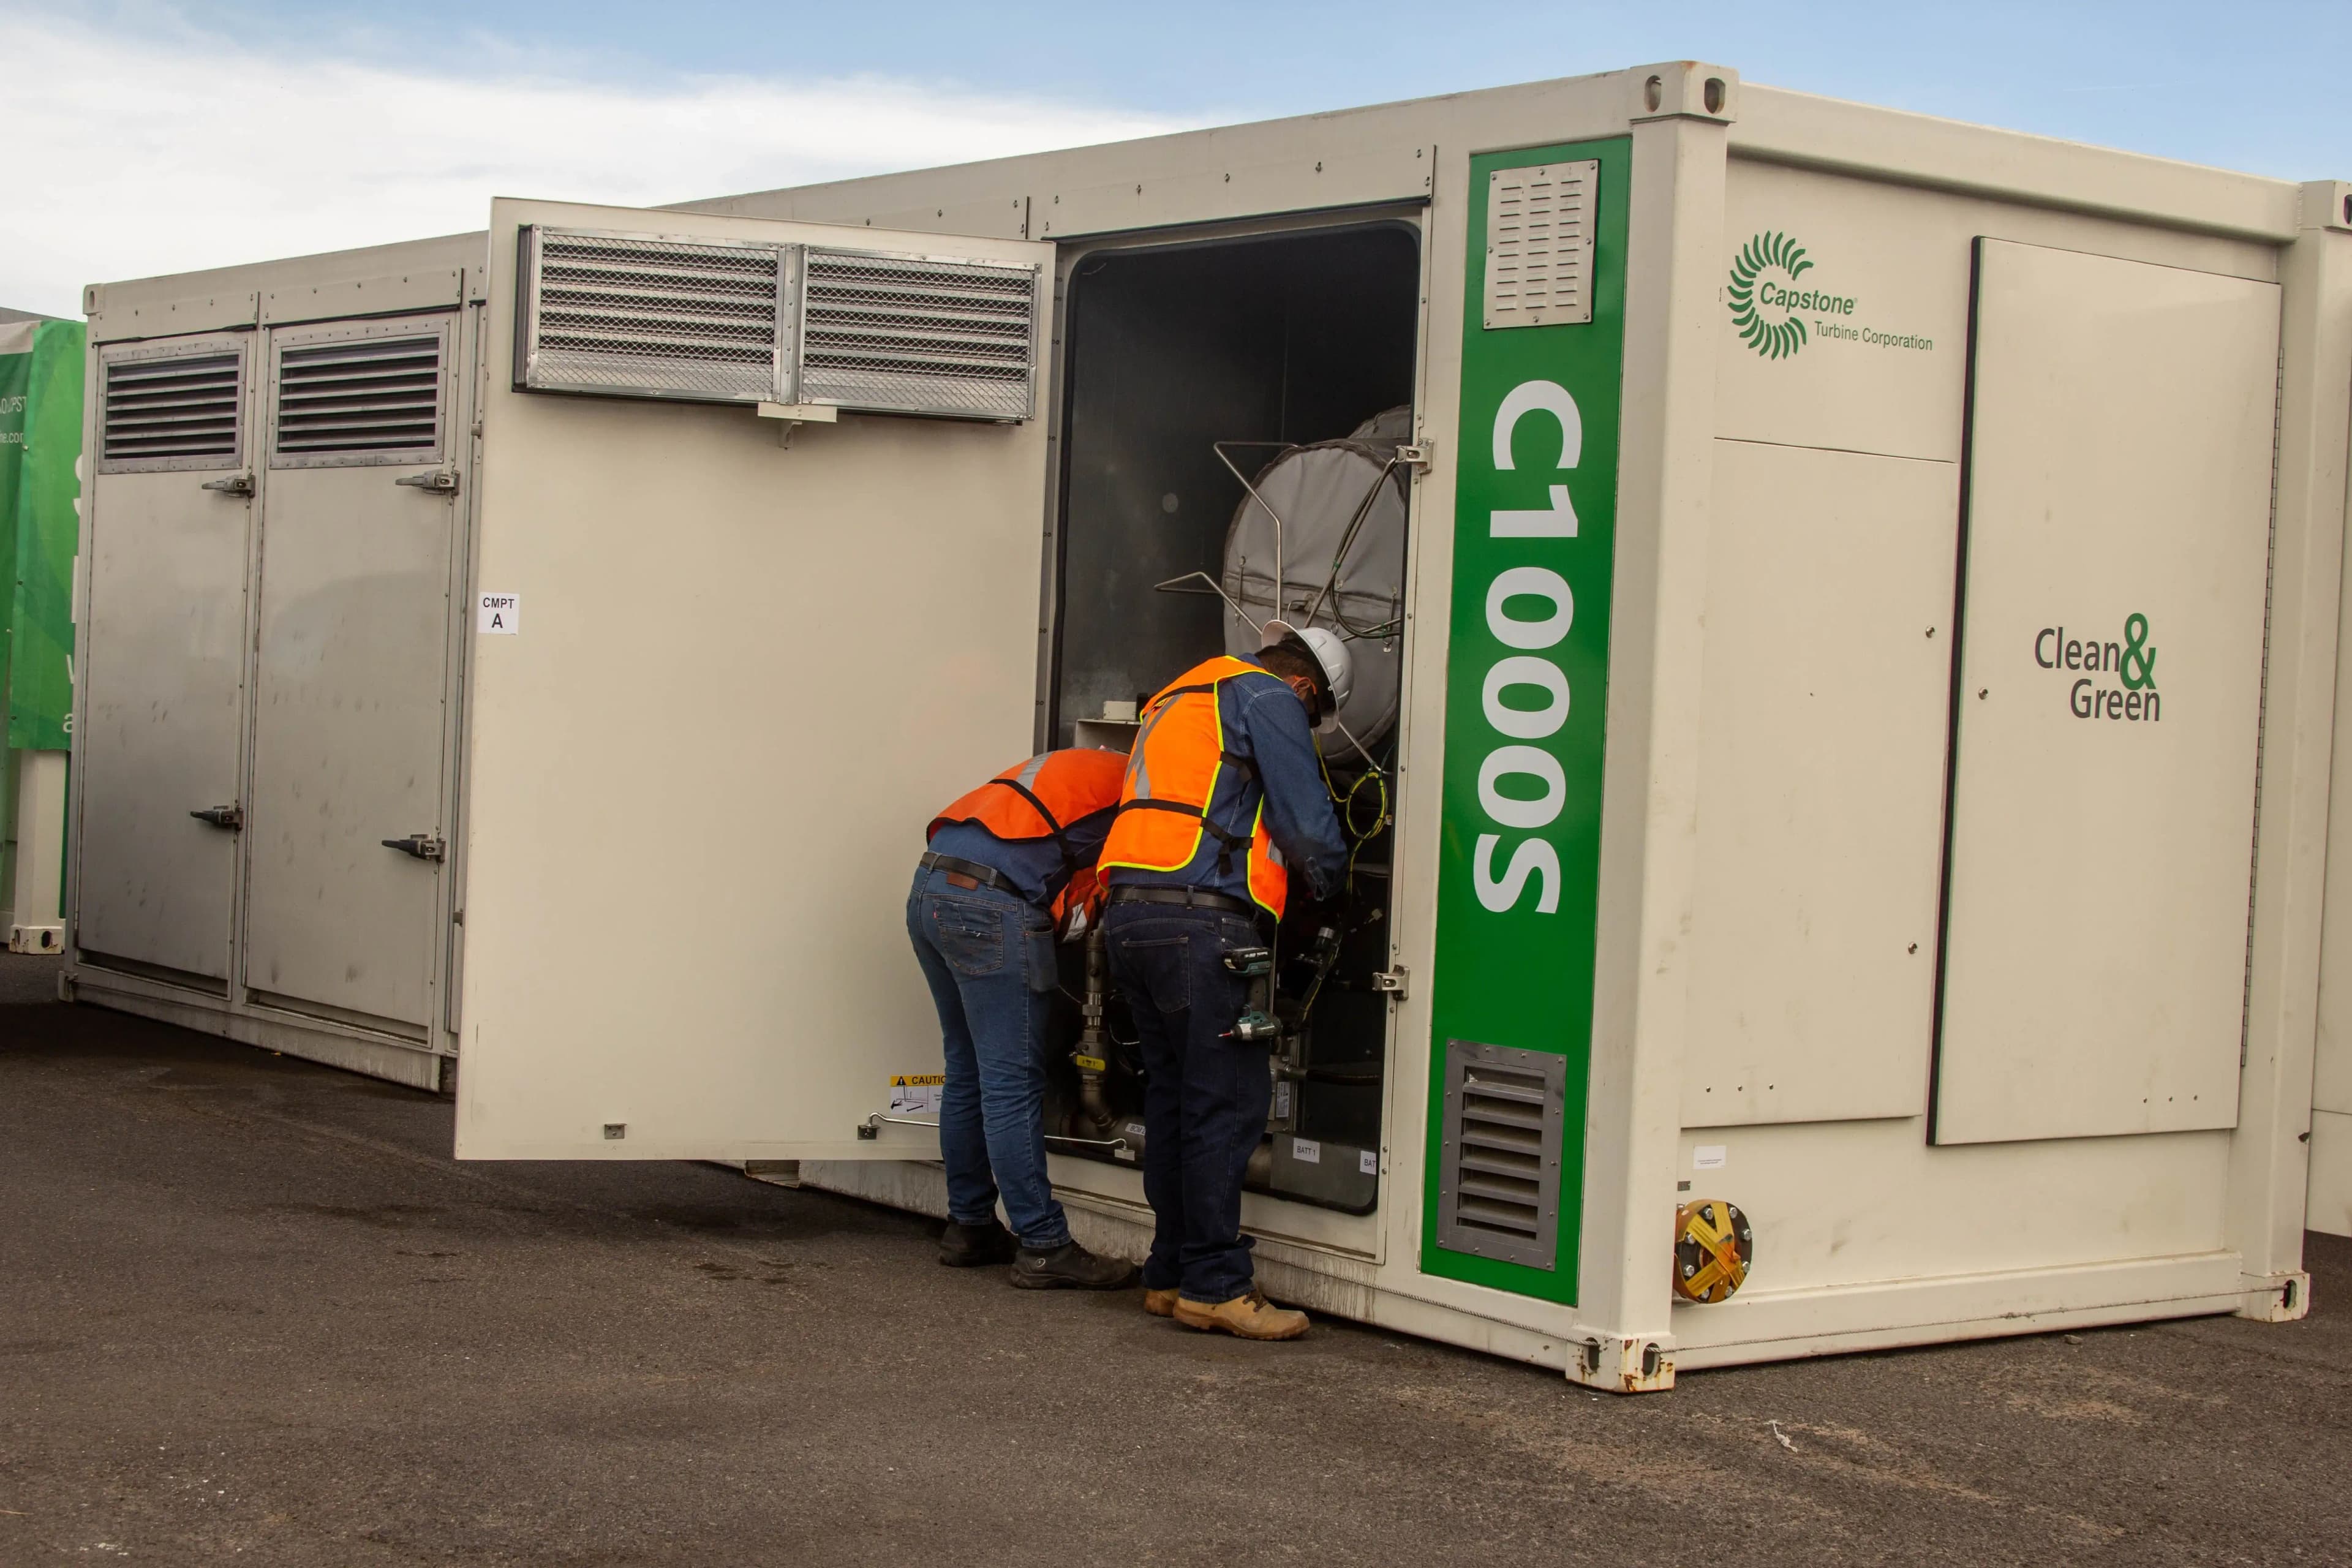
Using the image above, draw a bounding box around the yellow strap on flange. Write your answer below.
[1673,1199,1751,1303]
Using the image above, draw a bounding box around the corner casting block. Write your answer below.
[1567,1334,1676,1393]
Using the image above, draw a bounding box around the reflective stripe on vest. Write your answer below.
[1098,654,1292,918]
[928,748,1129,873]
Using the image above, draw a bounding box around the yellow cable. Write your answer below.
[1313,737,1393,897]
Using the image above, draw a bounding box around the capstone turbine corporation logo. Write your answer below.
[1726,231,1856,361]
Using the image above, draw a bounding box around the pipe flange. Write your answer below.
[1673,1199,1753,1303]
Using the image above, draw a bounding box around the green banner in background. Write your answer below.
[0,320,29,746]
[2,318,84,752]
[1421,138,1630,1305]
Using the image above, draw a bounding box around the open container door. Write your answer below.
[456,199,1053,1161]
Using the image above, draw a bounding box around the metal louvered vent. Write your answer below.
[274,334,442,464]
[797,249,1039,422]
[100,349,243,471]
[1434,1039,1567,1269]
[518,225,788,404]
[1484,159,1599,330]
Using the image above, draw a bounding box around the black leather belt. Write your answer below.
[919,850,1013,894]
[1106,884,1257,918]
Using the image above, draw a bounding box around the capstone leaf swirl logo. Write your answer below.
[1727,231,1814,360]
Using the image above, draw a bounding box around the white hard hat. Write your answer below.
[1262,619,1354,726]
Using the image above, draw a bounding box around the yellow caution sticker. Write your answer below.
[889,1073,945,1115]
[1072,1055,1107,1072]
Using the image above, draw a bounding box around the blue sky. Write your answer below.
[105,0,2352,173]
[7,1,2348,314]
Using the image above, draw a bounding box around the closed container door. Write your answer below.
[77,336,255,984]
[1932,240,2278,1144]
[242,314,459,1030]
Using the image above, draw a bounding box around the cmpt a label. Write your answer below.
[1727,232,1855,360]
[2034,612,2161,722]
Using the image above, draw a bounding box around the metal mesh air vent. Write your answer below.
[100,348,243,472]
[1434,1039,1567,1269]
[1483,159,1599,330]
[518,226,788,404]
[273,334,442,464]
[511,225,1040,421]
[797,249,1039,421]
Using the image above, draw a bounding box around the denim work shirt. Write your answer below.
[1102,658,1351,910]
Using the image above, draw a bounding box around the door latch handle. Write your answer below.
[1368,965,1409,1000]
[394,468,459,495]
[190,804,244,829]
[199,472,254,497]
[382,833,447,862]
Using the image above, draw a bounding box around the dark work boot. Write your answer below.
[938,1218,1017,1267]
[1009,1240,1140,1291]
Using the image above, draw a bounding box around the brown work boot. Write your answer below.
[1143,1288,1178,1318]
[1172,1287,1309,1340]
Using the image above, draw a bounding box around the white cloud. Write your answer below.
[0,9,1190,316]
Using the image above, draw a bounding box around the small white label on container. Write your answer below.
[1360,1149,1379,1177]
[1273,1082,1293,1119]
[478,592,520,634]
[1292,1137,1321,1165]
[1693,1144,1728,1171]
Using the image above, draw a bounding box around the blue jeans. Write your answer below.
[906,867,1071,1251]
[1103,902,1268,1303]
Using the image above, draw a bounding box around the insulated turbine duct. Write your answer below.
[1220,406,1412,748]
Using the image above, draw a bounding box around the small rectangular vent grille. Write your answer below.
[275,336,442,461]
[102,350,242,469]
[1484,159,1599,330]
[521,227,784,404]
[1434,1039,1567,1270]
[797,249,1039,422]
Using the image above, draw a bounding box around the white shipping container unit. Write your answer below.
[66,64,2352,1389]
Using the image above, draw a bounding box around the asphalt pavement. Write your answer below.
[2,951,2347,1566]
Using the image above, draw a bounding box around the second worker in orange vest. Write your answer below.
[913,748,1139,1290]
[1098,620,1352,1341]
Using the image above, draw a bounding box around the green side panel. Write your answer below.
[1420,138,1630,1305]
[7,320,83,752]
[0,333,28,752]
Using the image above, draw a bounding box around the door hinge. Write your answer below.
[394,468,459,495]
[1395,440,1435,475]
[1370,965,1410,1000]
[190,804,244,830]
[199,472,254,497]
[382,833,447,862]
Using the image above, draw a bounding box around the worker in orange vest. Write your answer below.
[1098,620,1352,1340]
[914,749,1139,1289]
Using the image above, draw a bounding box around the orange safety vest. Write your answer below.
[1098,655,1290,918]
[929,748,1128,920]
